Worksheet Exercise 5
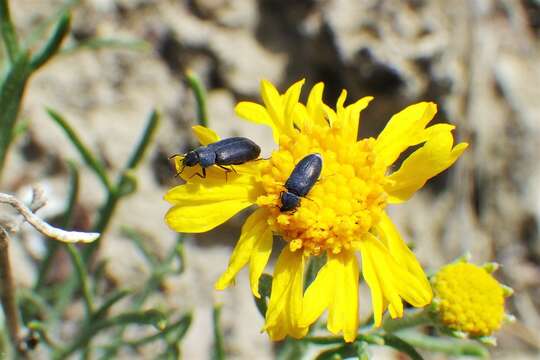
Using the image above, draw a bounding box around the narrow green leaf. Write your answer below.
[23,0,79,48]
[185,70,208,127]
[61,37,149,54]
[383,334,424,360]
[128,314,192,347]
[173,234,186,274]
[124,109,160,170]
[30,12,71,70]
[54,310,167,360]
[168,314,192,342]
[121,226,158,266]
[107,309,167,330]
[0,0,20,62]
[65,244,94,316]
[398,332,489,358]
[212,305,226,360]
[46,108,112,191]
[0,52,30,178]
[277,338,307,360]
[253,273,272,317]
[91,289,130,321]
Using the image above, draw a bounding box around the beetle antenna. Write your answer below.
[175,163,186,178]
[169,153,182,160]
[303,196,320,209]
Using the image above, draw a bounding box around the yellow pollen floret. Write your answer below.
[256,125,389,256]
[432,262,505,336]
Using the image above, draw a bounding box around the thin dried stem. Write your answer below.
[0,228,22,354]
[0,192,99,243]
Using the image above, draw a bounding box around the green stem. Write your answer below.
[185,70,208,127]
[212,305,225,360]
[0,0,19,63]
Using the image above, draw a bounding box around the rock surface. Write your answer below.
[3,0,540,358]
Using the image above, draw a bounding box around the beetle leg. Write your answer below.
[217,165,236,173]
[216,165,236,183]
[188,167,206,179]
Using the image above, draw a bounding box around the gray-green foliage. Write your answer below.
[0,1,194,358]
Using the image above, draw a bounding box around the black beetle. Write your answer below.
[280,153,323,212]
[174,137,261,178]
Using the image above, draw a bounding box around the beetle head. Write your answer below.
[183,151,199,167]
[280,191,301,212]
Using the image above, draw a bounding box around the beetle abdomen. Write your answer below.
[284,153,323,197]
[212,137,261,165]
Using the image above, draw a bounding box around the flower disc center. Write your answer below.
[256,127,388,256]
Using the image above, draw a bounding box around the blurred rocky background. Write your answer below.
[2,0,540,358]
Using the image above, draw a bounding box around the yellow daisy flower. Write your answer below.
[164,80,468,342]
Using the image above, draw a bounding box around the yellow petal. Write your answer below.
[164,181,258,204]
[301,258,333,327]
[261,79,284,128]
[165,200,252,233]
[265,248,307,340]
[164,181,258,233]
[376,212,431,292]
[191,125,220,145]
[362,234,432,314]
[326,251,360,342]
[360,235,404,324]
[385,128,468,203]
[323,104,338,127]
[249,226,273,297]
[235,102,279,143]
[283,79,305,121]
[335,90,347,120]
[215,209,268,290]
[375,102,437,167]
[342,96,373,142]
[306,82,327,127]
[362,257,385,327]
[292,104,310,133]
